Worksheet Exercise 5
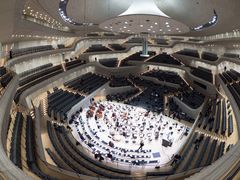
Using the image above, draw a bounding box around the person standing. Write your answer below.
[137,140,144,151]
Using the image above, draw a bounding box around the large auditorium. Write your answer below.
[0,0,240,179]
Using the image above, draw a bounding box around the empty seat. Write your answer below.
[10,112,23,169]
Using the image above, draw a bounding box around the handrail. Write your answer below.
[1,35,240,180]
[5,35,240,71]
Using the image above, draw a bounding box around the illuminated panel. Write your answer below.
[58,0,97,26]
[192,10,218,31]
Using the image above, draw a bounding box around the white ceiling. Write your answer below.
[0,0,240,43]
[35,0,240,36]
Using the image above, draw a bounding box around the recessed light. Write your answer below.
[123,26,127,29]
[165,22,169,25]
[140,25,143,27]
[154,22,158,25]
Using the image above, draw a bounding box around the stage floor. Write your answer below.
[70,101,190,169]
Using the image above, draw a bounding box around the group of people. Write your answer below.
[69,99,189,167]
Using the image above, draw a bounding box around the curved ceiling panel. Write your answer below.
[36,0,240,36]
[66,0,133,24]
[192,10,218,31]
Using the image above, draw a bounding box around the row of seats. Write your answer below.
[171,37,184,41]
[103,33,115,36]
[57,44,65,49]
[19,65,63,86]
[147,132,225,176]
[64,73,109,95]
[219,69,240,108]
[177,50,218,61]
[47,121,95,176]
[65,59,86,70]
[87,33,99,37]
[177,89,205,109]
[0,67,7,77]
[176,134,225,173]
[60,126,131,175]
[47,88,84,121]
[198,98,231,136]
[109,44,126,51]
[69,114,154,170]
[109,77,132,87]
[228,115,234,136]
[1,73,13,88]
[9,45,53,59]
[227,82,240,109]
[142,69,186,86]
[26,115,55,179]
[154,39,169,45]
[176,49,200,58]
[168,98,195,123]
[106,89,140,102]
[125,37,144,44]
[120,51,156,66]
[219,69,240,84]
[84,44,112,53]
[99,58,118,67]
[14,65,63,103]
[188,39,201,42]
[126,77,177,113]
[202,52,218,61]
[47,122,132,179]
[19,63,53,78]
[148,53,182,65]
[10,112,23,169]
[223,53,240,59]
[191,67,213,83]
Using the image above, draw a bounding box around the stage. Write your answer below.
[69,101,190,170]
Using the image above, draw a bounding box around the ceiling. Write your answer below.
[0,0,240,43]
[35,0,240,36]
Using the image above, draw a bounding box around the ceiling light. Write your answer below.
[99,0,189,35]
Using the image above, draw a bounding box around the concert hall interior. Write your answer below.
[0,0,240,180]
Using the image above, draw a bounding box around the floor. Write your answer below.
[69,101,190,170]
